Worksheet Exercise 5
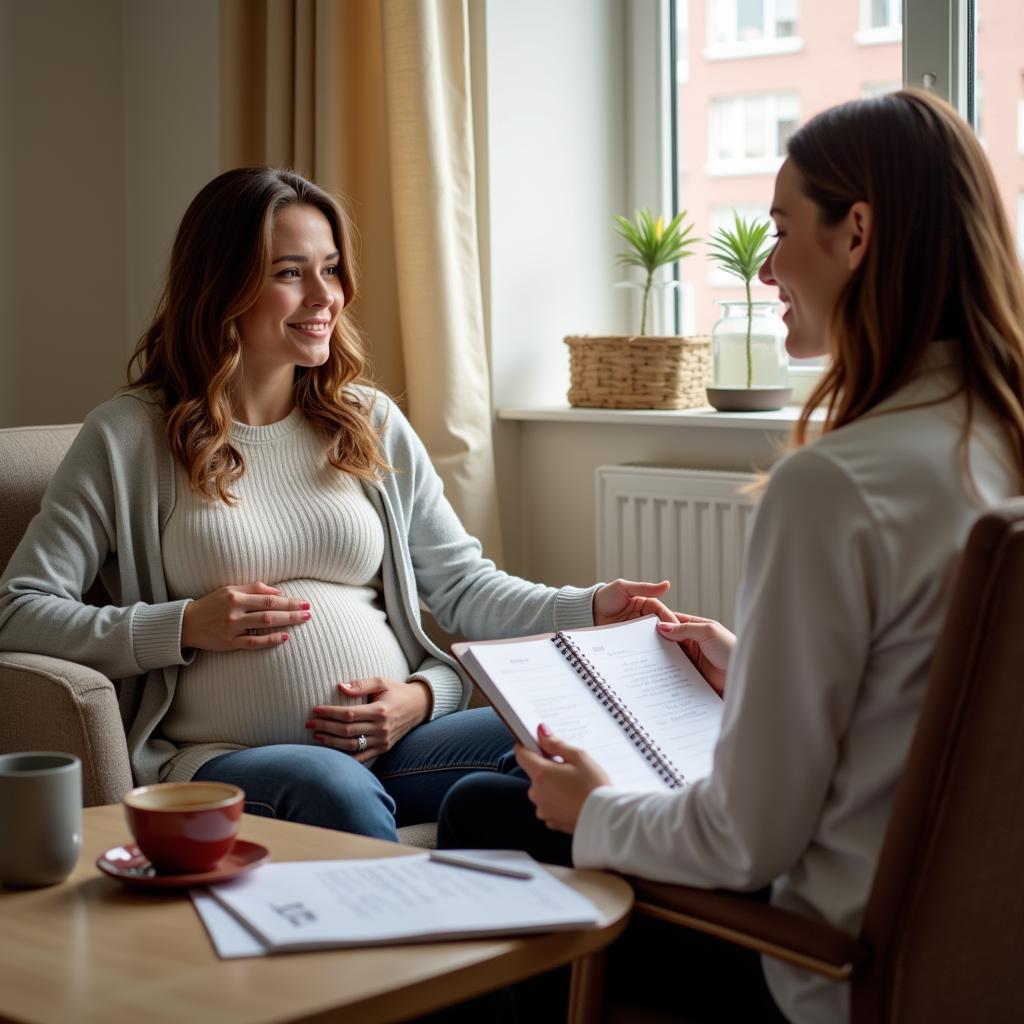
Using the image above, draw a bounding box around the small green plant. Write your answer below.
[614,209,699,336]
[707,212,774,387]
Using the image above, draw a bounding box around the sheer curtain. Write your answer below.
[220,0,502,560]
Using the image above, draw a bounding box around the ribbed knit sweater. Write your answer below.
[159,410,411,776]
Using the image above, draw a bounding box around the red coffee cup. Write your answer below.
[122,782,244,874]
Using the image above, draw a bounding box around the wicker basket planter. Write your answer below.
[565,334,711,410]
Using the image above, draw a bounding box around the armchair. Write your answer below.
[0,424,132,806]
[622,499,1024,1022]
[0,423,439,845]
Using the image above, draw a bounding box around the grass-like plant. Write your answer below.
[707,212,774,387]
[614,209,699,335]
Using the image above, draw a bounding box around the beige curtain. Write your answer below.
[220,0,502,561]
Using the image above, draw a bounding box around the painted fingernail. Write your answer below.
[313,734,325,743]
[304,720,315,729]
[538,723,551,737]
[300,601,310,610]
[301,612,312,621]
[278,633,289,642]
[657,622,671,631]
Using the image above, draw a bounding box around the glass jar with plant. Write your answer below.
[706,211,790,411]
[614,208,699,335]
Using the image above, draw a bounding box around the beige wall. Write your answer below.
[2,0,126,426]
[0,0,219,428]
[0,1,14,419]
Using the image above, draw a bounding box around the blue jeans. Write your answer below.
[193,707,517,842]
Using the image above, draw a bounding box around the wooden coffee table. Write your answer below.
[0,804,632,1024]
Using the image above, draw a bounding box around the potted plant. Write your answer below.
[613,208,698,335]
[564,209,711,410]
[705,211,790,412]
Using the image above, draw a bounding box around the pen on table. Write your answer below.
[427,850,534,880]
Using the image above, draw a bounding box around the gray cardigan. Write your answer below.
[0,388,597,784]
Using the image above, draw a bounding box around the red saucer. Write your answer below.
[96,840,269,888]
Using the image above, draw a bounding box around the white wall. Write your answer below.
[483,0,631,412]
[0,0,219,428]
[481,0,637,572]
[505,418,782,587]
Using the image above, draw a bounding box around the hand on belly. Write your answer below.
[304,678,432,762]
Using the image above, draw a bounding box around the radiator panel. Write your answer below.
[596,466,758,629]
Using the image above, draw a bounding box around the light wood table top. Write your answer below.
[0,804,632,1024]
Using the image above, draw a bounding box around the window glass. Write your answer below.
[676,1,901,337]
[707,0,801,49]
[973,1,1024,265]
[869,0,897,30]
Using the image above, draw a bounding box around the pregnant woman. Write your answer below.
[0,166,670,840]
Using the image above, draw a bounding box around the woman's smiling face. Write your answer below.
[238,203,345,373]
[758,159,869,361]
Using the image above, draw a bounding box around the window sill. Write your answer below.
[705,157,785,178]
[497,404,824,432]
[854,26,902,46]
[703,37,804,61]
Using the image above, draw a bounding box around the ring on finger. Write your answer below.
[357,734,368,753]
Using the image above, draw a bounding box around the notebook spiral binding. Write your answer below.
[552,633,686,789]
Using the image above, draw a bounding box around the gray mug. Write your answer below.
[0,752,82,888]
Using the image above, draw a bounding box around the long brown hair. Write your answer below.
[128,167,388,502]
[787,88,1024,484]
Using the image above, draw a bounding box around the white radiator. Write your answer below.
[595,465,759,629]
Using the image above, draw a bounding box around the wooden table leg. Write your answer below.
[567,949,607,1024]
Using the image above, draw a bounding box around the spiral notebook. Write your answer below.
[452,615,723,791]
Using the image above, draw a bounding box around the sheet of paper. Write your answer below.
[563,617,723,784]
[467,637,666,790]
[207,851,602,951]
[191,889,269,958]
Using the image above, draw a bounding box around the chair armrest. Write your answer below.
[628,877,869,981]
[0,652,133,807]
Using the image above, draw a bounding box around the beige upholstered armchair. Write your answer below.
[0,423,439,845]
[0,424,133,806]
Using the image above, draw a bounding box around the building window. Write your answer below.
[856,0,902,45]
[705,0,802,59]
[867,0,901,29]
[708,93,799,175]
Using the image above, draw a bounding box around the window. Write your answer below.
[708,93,798,174]
[856,0,902,45]
[705,0,802,59]
[866,0,901,29]
[671,0,902,338]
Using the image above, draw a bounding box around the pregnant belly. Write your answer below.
[163,579,411,747]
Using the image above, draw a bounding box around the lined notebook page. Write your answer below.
[562,618,723,784]
[468,637,667,791]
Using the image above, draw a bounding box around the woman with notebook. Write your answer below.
[0,166,671,842]
[438,89,1024,1023]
